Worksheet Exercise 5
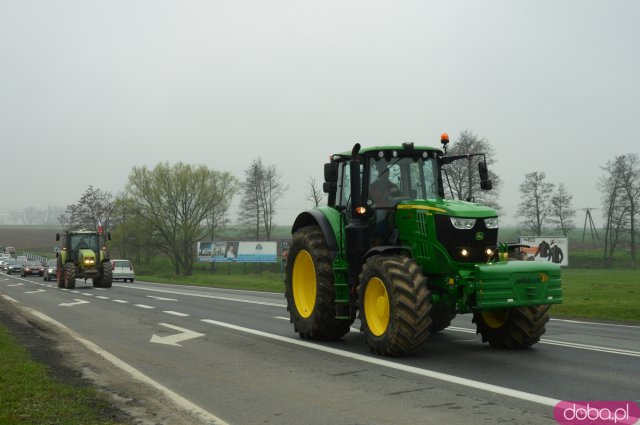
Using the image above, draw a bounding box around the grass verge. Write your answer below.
[0,324,124,425]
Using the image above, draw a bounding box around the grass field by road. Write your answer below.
[0,324,125,425]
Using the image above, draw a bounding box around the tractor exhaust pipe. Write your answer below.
[345,143,369,289]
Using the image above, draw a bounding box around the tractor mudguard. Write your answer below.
[471,261,563,309]
[292,209,341,260]
[364,245,411,259]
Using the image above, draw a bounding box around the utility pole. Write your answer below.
[582,208,601,248]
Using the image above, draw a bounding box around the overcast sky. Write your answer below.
[1,0,638,229]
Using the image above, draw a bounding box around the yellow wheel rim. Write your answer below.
[292,250,316,318]
[364,277,390,336]
[481,309,509,329]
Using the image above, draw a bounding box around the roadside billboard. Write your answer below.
[518,236,568,267]
[197,241,277,263]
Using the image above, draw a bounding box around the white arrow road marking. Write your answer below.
[59,299,90,307]
[25,288,46,294]
[150,323,205,347]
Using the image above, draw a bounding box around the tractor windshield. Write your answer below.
[70,233,99,251]
[368,157,439,207]
[335,155,440,209]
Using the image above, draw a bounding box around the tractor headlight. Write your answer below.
[450,217,476,230]
[484,217,499,229]
[83,258,96,265]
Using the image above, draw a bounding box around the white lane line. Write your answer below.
[203,318,559,407]
[147,295,179,301]
[96,296,110,300]
[276,319,640,358]
[550,318,640,329]
[125,286,283,307]
[1,294,17,302]
[8,283,24,287]
[274,316,360,332]
[22,307,228,425]
[113,299,129,304]
[163,311,189,317]
[135,304,155,309]
[541,339,640,357]
[446,326,640,357]
[81,293,94,296]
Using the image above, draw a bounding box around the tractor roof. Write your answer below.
[331,144,443,161]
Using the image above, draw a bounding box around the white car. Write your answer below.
[111,259,135,282]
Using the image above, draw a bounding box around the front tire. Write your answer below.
[473,305,550,348]
[64,262,76,289]
[285,226,352,340]
[358,255,431,356]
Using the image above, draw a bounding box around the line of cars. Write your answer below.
[1,257,134,282]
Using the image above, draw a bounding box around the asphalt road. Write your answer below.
[1,273,639,425]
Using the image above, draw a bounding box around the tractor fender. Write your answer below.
[364,245,411,260]
[292,210,339,260]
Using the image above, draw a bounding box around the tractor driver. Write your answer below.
[369,161,403,208]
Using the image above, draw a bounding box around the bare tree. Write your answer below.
[599,155,639,268]
[441,130,502,210]
[239,159,264,240]
[239,158,286,241]
[517,171,555,236]
[619,154,640,268]
[58,186,115,231]
[549,183,576,236]
[306,176,325,207]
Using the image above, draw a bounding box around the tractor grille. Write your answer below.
[434,215,498,263]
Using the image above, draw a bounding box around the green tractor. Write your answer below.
[284,136,562,356]
[55,229,113,289]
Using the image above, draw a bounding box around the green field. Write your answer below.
[551,269,640,322]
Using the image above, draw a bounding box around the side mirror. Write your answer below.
[478,161,489,181]
[323,181,337,194]
[324,163,338,183]
[478,161,492,190]
[55,233,60,242]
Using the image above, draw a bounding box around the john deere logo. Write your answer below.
[539,273,549,283]
[475,232,484,241]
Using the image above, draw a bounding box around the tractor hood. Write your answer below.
[396,199,497,218]
[78,249,98,267]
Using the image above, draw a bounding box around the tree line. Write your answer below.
[11,132,637,271]
[58,159,286,276]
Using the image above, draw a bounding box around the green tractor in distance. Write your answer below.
[284,135,562,356]
[55,229,113,289]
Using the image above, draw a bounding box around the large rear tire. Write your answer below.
[473,305,550,348]
[56,258,64,288]
[284,226,352,340]
[100,261,113,288]
[64,262,76,289]
[358,255,431,356]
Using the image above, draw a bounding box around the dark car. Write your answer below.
[6,260,23,275]
[22,260,44,277]
[43,259,57,282]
